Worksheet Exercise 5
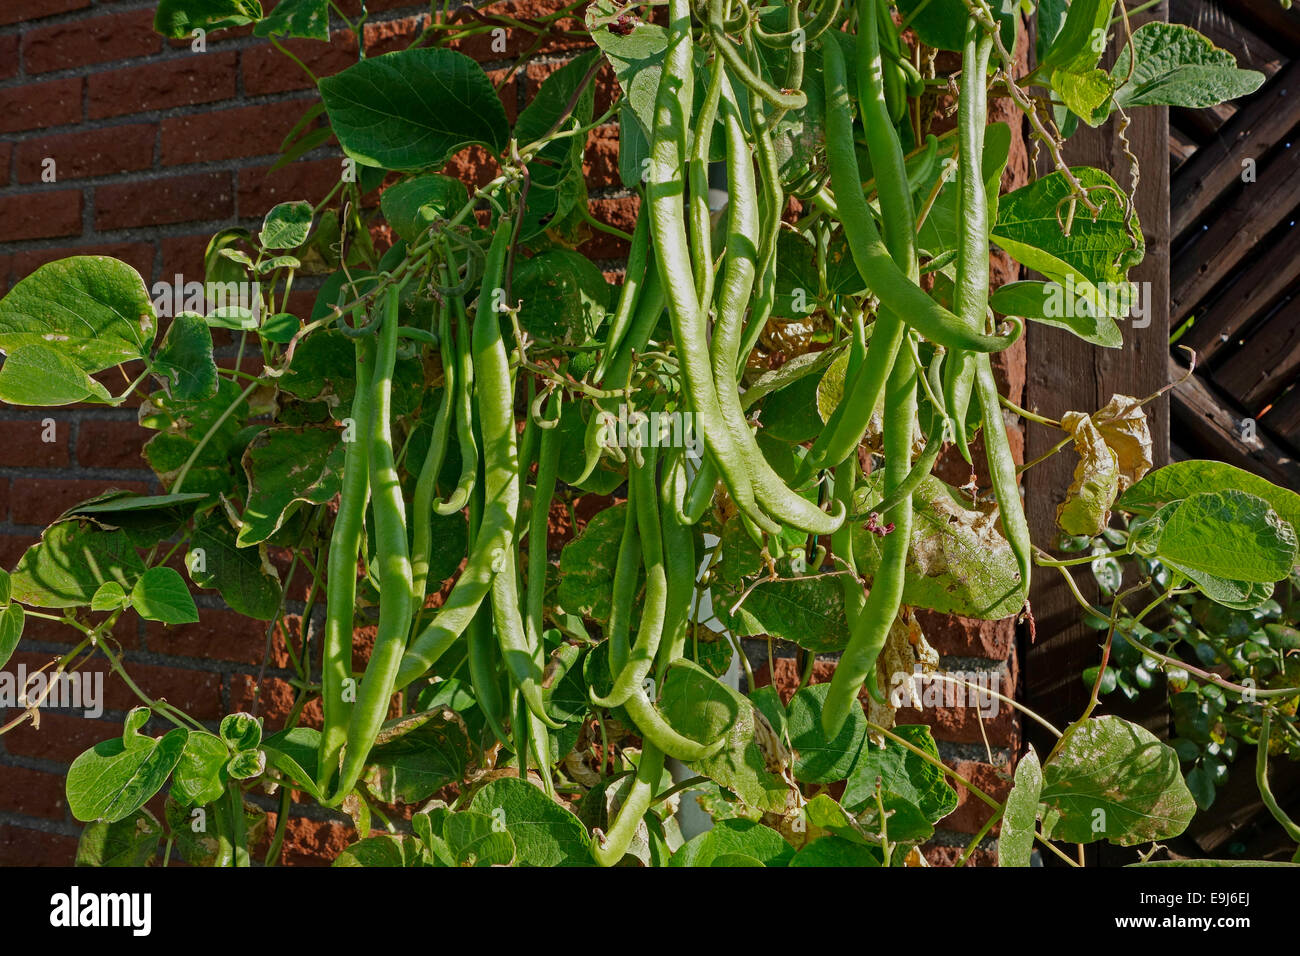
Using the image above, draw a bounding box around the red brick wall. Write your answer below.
[0,0,1025,866]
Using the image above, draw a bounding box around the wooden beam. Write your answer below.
[1181,218,1300,363]
[1212,295,1300,408]
[1170,0,1286,76]
[1170,60,1300,239]
[1262,377,1300,449]
[1170,121,1300,321]
[1169,355,1300,486]
[1024,6,1170,733]
[1232,0,1300,59]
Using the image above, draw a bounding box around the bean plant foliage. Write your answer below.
[0,0,1295,869]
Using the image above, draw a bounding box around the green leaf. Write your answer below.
[225,749,265,780]
[380,174,469,244]
[786,684,868,784]
[170,731,228,806]
[0,256,155,373]
[333,834,425,867]
[187,514,281,620]
[513,250,610,347]
[1039,0,1116,75]
[130,566,199,624]
[558,503,626,623]
[91,581,129,612]
[0,345,115,406]
[720,573,853,654]
[1119,460,1300,533]
[989,280,1123,348]
[261,727,323,800]
[1112,22,1265,109]
[319,48,509,170]
[260,201,314,250]
[842,725,958,834]
[670,818,793,867]
[1156,491,1297,585]
[0,604,24,671]
[152,312,218,402]
[992,167,1143,319]
[468,777,592,867]
[587,0,667,140]
[998,746,1042,867]
[790,836,882,867]
[236,425,345,546]
[10,521,146,609]
[141,377,250,494]
[1039,715,1196,846]
[362,709,475,804]
[259,312,300,344]
[253,0,328,41]
[853,474,1027,620]
[894,0,1017,53]
[1051,68,1114,127]
[219,712,262,751]
[661,661,789,813]
[75,809,163,867]
[442,810,517,867]
[66,727,190,823]
[154,0,263,38]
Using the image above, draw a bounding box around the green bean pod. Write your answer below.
[317,310,376,793]
[975,352,1032,606]
[821,348,918,737]
[474,219,562,731]
[526,389,562,653]
[592,442,667,709]
[591,742,666,867]
[713,70,845,536]
[435,287,478,516]
[409,282,456,609]
[595,209,650,382]
[658,449,697,682]
[819,34,1018,354]
[647,0,775,535]
[624,683,727,761]
[331,286,416,804]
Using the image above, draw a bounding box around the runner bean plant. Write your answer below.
[0,0,1296,867]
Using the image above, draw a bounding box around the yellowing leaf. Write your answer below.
[1056,411,1120,537]
[1092,394,1153,493]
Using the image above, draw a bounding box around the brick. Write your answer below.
[9,477,149,526]
[941,759,1015,835]
[87,360,150,410]
[0,766,68,821]
[75,419,152,470]
[0,0,91,28]
[583,124,621,191]
[89,53,238,119]
[159,233,212,284]
[0,479,9,523]
[241,34,359,96]
[0,825,78,867]
[1,710,114,764]
[0,533,38,569]
[237,157,339,218]
[445,0,590,60]
[228,674,323,732]
[0,77,83,134]
[363,14,428,57]
[0,191,82,241]
[0,419,71,468]
[15,123,156,184]
[95,171,233,230]
[100,659,223,720]
[145,608,276,667]
[278,816,350,867]
[23,9,160,74]
[0,36,19,81]
[162,98,318,166]
[0,141,11,187]
[578,196,637,260]
[915,610,1016,660]
[12,242,155,284]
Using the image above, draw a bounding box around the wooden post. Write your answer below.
[1022,5,1171,738]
